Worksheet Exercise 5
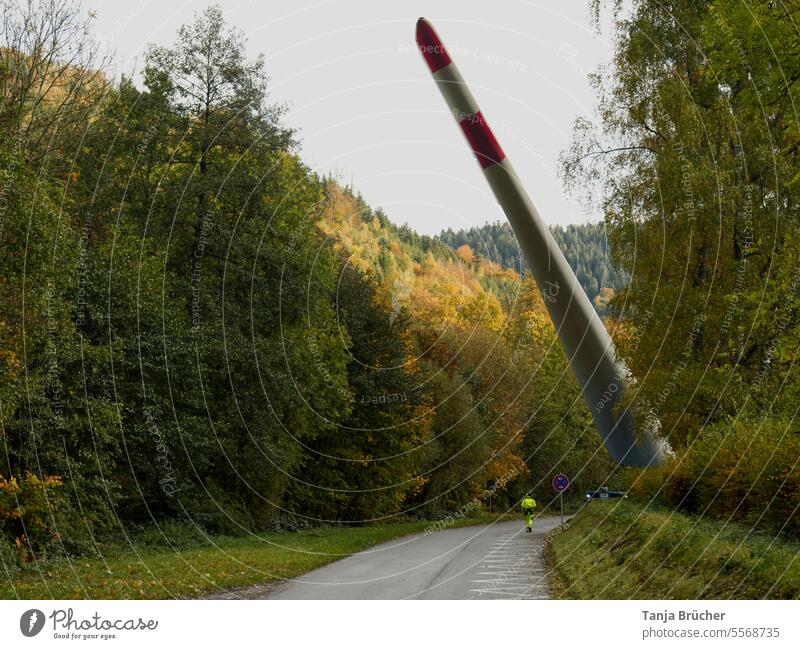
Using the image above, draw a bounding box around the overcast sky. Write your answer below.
[84,0,616,235]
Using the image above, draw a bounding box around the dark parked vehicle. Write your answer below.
[584,486,627,502]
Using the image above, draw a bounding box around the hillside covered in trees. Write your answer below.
[0,2,613,565]
[437,221,628,304]
[561,0,800,537]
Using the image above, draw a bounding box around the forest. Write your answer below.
[0,1,611,565]
[438,221,629,305]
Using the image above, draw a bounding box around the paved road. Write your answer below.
[260,517,562,600]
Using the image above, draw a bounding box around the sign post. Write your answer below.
[552,474,570,525]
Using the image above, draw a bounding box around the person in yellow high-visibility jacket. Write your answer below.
[521,495,536,532]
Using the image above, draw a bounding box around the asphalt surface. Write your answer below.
[258,517,562,600]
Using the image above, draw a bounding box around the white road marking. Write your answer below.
[467,524,552,600]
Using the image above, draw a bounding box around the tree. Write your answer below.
[562,0,800,444]
[288,264,425,522]
[41,3,349,533]
[144,4,294,269]
[0,141,122,551]
[0,0,109,163]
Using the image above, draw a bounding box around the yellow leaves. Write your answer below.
[0,348,22,376]
[524,306,555,344]
[0,318,23,378]
[593,286,615,311]
[409,282,460,326]
[485,449,527,488]
[455,244,474,263]
[456,292,505,332]
[1,472,63,559]
[320,181,530,346]
[408,475,428,496]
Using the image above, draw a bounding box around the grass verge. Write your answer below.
[544,500,800,599]
[2,517,493,599]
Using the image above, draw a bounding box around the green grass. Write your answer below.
[2,517,492,599]
[544,500,800,599]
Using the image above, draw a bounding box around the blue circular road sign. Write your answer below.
[552,473,570,492]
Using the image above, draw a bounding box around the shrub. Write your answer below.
[0,473,63,560]
[625,417,800,539]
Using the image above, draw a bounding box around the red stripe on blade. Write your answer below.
[458,112,506,169]
[416,18,451,73]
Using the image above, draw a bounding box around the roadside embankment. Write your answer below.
[544,500,800,599]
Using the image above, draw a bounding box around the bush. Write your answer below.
[0,473,63,560]
[625,417,800,538]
